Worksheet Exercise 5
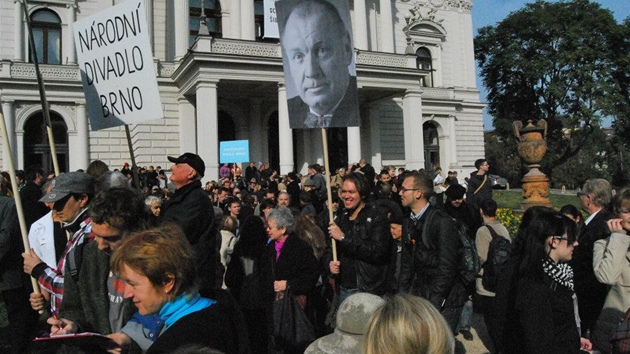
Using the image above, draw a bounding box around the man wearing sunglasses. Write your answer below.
[49,187,150,352]
[23,172,95,315]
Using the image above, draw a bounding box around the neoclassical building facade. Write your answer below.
[0,0,484,180]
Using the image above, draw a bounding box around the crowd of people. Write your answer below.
[0,155,628,354]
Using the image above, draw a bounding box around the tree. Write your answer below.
[475,0,626,181]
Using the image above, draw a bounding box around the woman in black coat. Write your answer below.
[496,207,590,354]
[266,207,319,353]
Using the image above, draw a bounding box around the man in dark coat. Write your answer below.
[571,178,613,336]
[161,153,217,295]
[20,165,48,232]
[0,180,38,353]
[398,171,467,333]
[466,158,492,210]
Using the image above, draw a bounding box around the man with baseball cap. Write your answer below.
[160,153,217,295]
[23,172,95,315]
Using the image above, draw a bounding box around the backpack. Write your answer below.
[455,221,482,286]
[481,224,512,292]
[421,210,481,286]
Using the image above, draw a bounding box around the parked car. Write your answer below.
[490,174,508,189]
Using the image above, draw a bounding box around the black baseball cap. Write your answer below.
[167,153,205,178]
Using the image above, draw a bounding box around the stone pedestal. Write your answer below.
[514,120,552,209]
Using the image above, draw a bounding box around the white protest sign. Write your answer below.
[73,0,163,131]
[264,0,279,38]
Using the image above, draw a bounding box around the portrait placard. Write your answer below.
[73,0,163,130]
[277,0,359,129]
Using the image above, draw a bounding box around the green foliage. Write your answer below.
[475,0,626,181]
[494,189,583,237]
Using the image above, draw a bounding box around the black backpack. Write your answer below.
[481,224,512,292]
[420,210,481,286]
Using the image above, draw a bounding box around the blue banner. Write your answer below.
[220,140,250,163]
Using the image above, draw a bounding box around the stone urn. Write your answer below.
[514,119,552,209]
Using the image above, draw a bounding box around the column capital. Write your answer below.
[195,81,218,90]
[404,88,424,97]
[278,82,286,90]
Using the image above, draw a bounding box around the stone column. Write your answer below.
[448,116,458,167]
[369,105,382,169]
[196,82,218,180]
[65,4,77,64]
[249,98,263,164]
[145,0,154,52]
[403,89,424,170]
[353,0,368,50]
[278,83,294,175]
[14,0,24,62]
[231,0,241,39]
[379,0,394,52]
[347,126,361,165]
[74,103,89,170]
[174,0,189,61]
[1,101,16,170]
[241,0,255,41]
[178,96,197,153]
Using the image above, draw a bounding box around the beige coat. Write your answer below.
[475,219,511,297]
[592,231,630,353]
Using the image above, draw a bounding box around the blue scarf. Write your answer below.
[159,293,215,330]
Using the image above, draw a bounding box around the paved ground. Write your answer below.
[460,313,493,354]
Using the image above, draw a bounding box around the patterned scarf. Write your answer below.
[543,258,574,291]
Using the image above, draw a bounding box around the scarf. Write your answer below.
[159,293,215,330]
[543,258,574,291]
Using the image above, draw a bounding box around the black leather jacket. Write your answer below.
[399,206,468,309]
[322,205,393,296]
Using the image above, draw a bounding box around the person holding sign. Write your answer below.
[324,173,393,305]
[278,0,359,129]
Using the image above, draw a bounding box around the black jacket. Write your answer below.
[160,180,217,294]
[570,208,613,334]
[146,301,244,354]
[503,274,580,354]
[466,172,492,209]
[322,205,393,296]
[267,233,319,297]
[399,206,468,309]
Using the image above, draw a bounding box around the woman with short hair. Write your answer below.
[110,225,241,353]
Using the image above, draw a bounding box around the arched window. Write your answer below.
[189,0,222,45]
[416,47,433,87]
[24,112,69,173]
[30,9,61,64]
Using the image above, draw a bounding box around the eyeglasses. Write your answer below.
[399,187,420,193]
[552,235,569,241]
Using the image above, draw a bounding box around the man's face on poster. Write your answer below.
[283,4,353,116]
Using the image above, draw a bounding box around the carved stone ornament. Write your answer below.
[514,119,552,209]
[409,0,472,11]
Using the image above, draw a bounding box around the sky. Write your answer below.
[471,0,630,130]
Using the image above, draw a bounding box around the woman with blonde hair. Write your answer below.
[363,293,455,354]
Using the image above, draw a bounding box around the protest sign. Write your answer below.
[220,140,250,163]
[73,0,163,130]
[263,0,279,38]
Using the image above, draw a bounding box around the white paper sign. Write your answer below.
[264,0,279,38]
[73,0,163,130]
